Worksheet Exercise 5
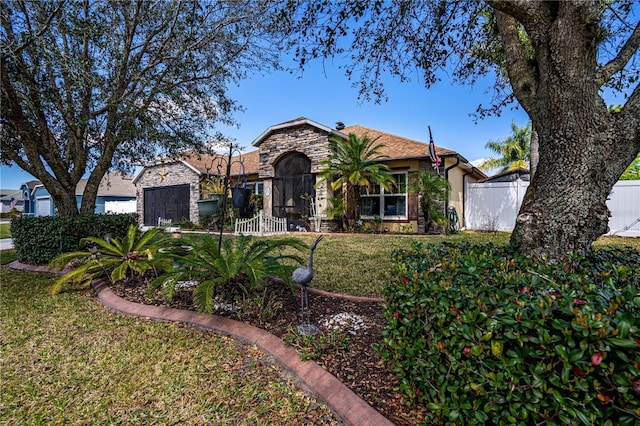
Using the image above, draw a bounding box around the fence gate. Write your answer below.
[234,210,289,237]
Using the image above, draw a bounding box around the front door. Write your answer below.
[272,153,315,229]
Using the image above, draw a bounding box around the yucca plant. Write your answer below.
[48,225,172,294]
[148,234,306,314]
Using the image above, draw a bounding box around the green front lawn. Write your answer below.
[0,223,11,239]
[0,267,338,425]
[2,230,638,424]
[248,231,639,297]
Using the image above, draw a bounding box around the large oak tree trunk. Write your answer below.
[492,4,640,261]
[503,10,639,260]
[510,124,632,260]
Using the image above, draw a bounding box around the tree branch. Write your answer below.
[624,81,640,113]
[2,0,63,58]
[596,20,640,86]
[487,0,541,24]
[493,10,537,115]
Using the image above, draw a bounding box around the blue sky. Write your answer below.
[0,59,531,189]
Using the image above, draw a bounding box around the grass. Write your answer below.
[258,231,640,297]
[0,223,11,239]
[0,267,338,425]
[2,231,637,424]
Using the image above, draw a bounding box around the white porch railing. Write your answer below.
[309,199,322,232]
[234,210,289,236]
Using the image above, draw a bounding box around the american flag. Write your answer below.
[9,197,17,209]
[428,126,442,171]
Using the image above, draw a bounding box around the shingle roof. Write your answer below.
[0,189,22,201]
[480,168,530,183]
[75,171,136,197]
[180,149,260,176]
[22,173,136,197]
[179,121,476,177]
[342,125,457,161]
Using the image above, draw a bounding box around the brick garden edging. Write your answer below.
[8,260,393,426]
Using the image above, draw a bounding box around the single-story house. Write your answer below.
[133,117,486,232]
[20,172,137,217]
[0,189,24,213]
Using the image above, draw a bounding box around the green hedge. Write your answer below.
[381,242,640,425]
[10,214,138,264]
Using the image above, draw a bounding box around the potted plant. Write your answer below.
[197,176,226,216]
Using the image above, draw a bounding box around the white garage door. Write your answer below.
[36,197,51,216]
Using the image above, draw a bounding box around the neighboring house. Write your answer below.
[20,172,137,217]
[134,117,486,232]
[0,189,24,213]
[19,180,42,217]
[480,168,530,183]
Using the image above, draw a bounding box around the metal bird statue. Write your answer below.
[292,235,324,335]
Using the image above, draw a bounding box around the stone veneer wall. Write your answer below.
[257,124,334,220]
[257,124,333,178]
[135,161,201,225]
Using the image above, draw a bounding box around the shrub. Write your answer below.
[10,214,138,264]
[380,242,640,425]
[148,235,306,313]
[48,224,171,294]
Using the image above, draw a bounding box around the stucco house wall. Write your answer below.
[444,158,484,228]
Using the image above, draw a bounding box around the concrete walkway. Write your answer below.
[8,260,393,426]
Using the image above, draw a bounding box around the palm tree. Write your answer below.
[324,194,347,231]
[148,235,306,313]
[479,121,531,173]
[316,133,396,229]
[49,225,172,294]
[409,170,450,233]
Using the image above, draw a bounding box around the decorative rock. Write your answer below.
[321,312,365,335]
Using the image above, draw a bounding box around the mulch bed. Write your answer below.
[110,277,430,425]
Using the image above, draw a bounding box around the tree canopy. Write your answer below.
[1,0,286,215]
[620,153,640,180]
[287,0,640,260]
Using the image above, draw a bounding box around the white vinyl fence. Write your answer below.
[234,210,289,236]
[105,200,137,214]
[465,180,640,237]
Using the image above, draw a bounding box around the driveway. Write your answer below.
[0,238,14,250]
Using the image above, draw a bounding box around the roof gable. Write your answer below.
[251,117,346,147]
[132,157,201,184]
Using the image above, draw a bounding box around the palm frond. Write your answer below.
[193,279,220,314]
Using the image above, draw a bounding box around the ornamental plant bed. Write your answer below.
[110,276,430,426]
